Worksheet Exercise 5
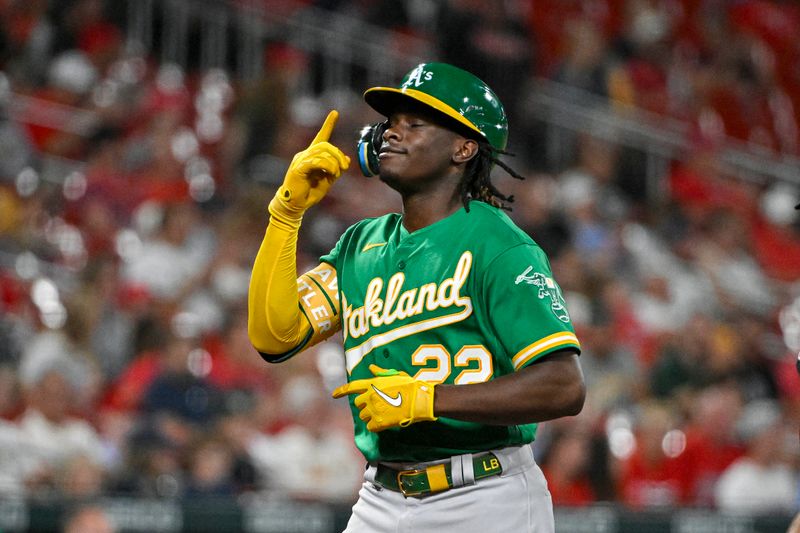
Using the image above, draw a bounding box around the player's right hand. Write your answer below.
[332,364,437,432]
[271,110,350,217]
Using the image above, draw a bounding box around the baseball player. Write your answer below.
[248,63,585,532]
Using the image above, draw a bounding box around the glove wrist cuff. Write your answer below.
[414,382,437,421]
[268,193,305,228]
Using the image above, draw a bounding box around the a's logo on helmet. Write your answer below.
[402,65,434,88]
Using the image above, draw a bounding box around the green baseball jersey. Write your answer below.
[321,201,580,463]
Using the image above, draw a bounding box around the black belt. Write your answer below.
[374,453,503,498]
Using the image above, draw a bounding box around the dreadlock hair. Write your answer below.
[459,141,526,212]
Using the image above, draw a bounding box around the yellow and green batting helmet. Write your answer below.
[364,63,509,151]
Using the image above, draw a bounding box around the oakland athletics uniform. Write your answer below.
[247,62,583,533]
[322,201,580,463]
[319,201,579,531]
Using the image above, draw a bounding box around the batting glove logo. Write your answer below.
[371,384,402,407]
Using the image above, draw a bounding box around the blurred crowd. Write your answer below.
[0,0,799,517]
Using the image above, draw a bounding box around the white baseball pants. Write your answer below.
[342,445,554,533]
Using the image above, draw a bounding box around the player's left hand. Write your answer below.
[332,364,437,432]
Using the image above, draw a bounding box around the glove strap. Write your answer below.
[401,382,436,426]
[268,192,305,230]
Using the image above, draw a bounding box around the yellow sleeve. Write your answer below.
[247,198,341,362]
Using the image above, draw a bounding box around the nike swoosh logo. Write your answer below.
[361,242,387,253]
[371,384,402,407]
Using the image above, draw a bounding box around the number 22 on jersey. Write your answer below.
[411,344,493,385]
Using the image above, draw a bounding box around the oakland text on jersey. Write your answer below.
[343,251,473,373]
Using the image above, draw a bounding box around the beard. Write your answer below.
[378,165,450,197]
[378,168,405,194]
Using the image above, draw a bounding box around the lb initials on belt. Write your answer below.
[374,452,502,498]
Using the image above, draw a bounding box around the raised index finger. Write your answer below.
[310,110,339,146]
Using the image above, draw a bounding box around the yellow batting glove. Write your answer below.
[269,110,350,220]
[332,364,437,432]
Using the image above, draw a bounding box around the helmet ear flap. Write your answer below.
[356,121,388,177]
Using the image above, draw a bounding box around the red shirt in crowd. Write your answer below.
[543,467,597,507]
[619,450,688,508]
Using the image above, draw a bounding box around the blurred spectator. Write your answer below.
[122,200,216,305]
[63,0,123,74]
[65,128,133,254]
[676,384,745,506]
[561,180,618,270]
[248,370,363,502]
[721,313,781,403]
[630,273,697,337]
[205,306,276,395]
[592,277,654,365]
[540,425,598,506]
[527,0,623,79]
[16,367,108,497]
[139,328,224,425]
[21,49,98,158]
[214,388,278,494]
[752,183,800,282]
[668,319,776,402]
[212,390,262,493]
[79,256,152,379]
[617,401,687,508]
[225,66,291,180]
[621,223,717,338]
[552,19,613,99]
[184,435,239,498]
[649,314,717,399]
[611,0,674,116]
[578,306,644,413]
[691,208,777,315]
[668,147,759,225]
[18,294,104,412]
[104,313,224,440]
[102,316,172,414]
[111,416,187,498]
[56,453,106,499]
[507,173,571,259]
[777,295,800,419]
[714,399,798,514]
[62,503,116,533]
[0,77,35,182]
[0,0,54,85]
[0,364,20,420]
[436,0,532,131]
